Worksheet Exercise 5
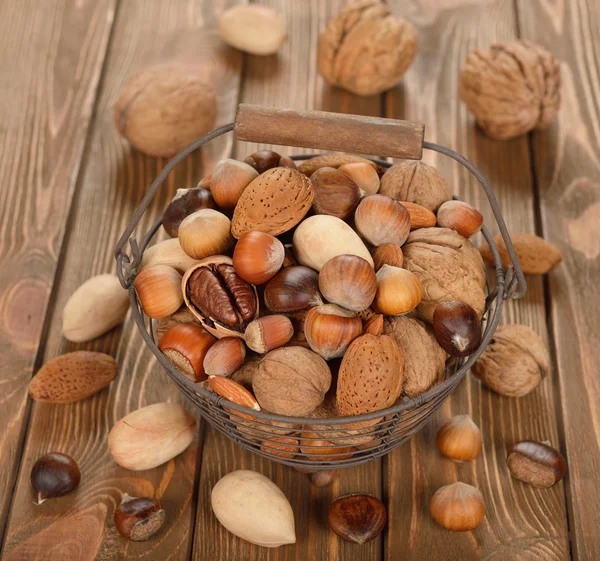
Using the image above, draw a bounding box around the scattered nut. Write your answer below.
[328,493,387,544]
[429,482,485,532]
[310,470,336,487]
[506,440,566,488]
[436,415,482,462]
[31,452,81,505]
[114,494,166,541]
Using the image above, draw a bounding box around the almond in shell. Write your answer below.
[231,167,314,238]
[29,351,118,403]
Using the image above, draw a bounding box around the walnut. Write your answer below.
[472,324,549,397]
[383,315,446,397]
[459,40,561,140]
[402,228,486,322]
[379,161,452,212]
[317,1,417,96]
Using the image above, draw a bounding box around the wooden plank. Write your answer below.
[384,1,570,559]
[0,0,117,545]
[0,1,243,560]
[192,2,384,561]
[515,1,600,559]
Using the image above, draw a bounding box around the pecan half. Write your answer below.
[187,263,257,331]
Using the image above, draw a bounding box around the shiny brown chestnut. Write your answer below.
[328,493,387,545]
[310,167,361,220]
[31,452,81,505]
[433,299,481,357]
[162,188,215,237]
[243,149,296,173]
[114,493,166,541]
[158,323,216,382]
[264,266,322,313]
[506,440,566,488]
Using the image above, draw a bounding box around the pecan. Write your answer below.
[187,263,257,331]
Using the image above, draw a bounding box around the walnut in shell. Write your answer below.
[383,315,446,397]
[379,161,452,212]
[472,324,549,397]
[253,347,331,416]
[337,334,404,416]
[231,167,314,238]
[402,227,486,322]
[459,40,561,140]
[114,64,217,157]
[317,1,417,96]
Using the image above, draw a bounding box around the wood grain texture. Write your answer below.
[0,0,117,544]
[385,0,570,559]
[0,0,242,559]
[191,2,384,561]
[516,1,600,559]
[235,104,424,159]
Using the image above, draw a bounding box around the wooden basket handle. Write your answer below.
[234,104,425,160]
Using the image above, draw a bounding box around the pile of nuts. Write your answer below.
[133,149,492,460]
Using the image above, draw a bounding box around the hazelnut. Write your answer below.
[328,494,387,545]
[436,415,482,462]
[218,4,287,56]
[429,482,485,532]
[310,167,361,220]
[399,201,437,230]
[459,40,560,140]
[506,440,566,488]
[162,188,215,238]
[197,174,212,189]
[260,436,299,459]
[318,255,377,312]
[244,150,296,173]
[471,324,549,397]
[233,230,285,285]
[133,265,183,319]
[31,452,81,505]
[436,201,483,238]
[299,432,356,461]
[380,161,452,212]
[339,162,380,195]
[372,243,404,271]
[354,194,411,247]
[245,315,294,354]
[310,470,336,487]
[433,300,482,357]
[305,304,363,360]
[203,337,247,377]
[178,209,234,260]
[363,314,384,336]
[264,266,322,313]
[158,323,216,382]
[317,1,417,96]
[374,265,422,316]
[210,159,259,209]
[114,64,216,157]
[114,494,165,541]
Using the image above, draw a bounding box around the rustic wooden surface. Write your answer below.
[0,1,598,560]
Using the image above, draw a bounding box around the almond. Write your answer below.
[208,376,260,411]
[29,351,118,403]
[298,154,379,176]
[399,201,437,230]
[479,232,562,274]
[336,334,404,416]
[231,167,314,238]
[363,314,384,336]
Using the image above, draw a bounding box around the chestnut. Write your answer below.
[31,452,81,505]
[354,194,410,247]
[328,493,387,545]
[162,188,215,237]
[436,415,482,462]
[310,167,361,220]
[133,265,183,319]
[264,266,322,313]
[429,482,485,532]
[318,254,377,312]
[114,493,166,541]
[232,230,285,285]
[245,315,294,353]
[210,159,258,209]
[243,149,296,173]
[371,243,403,271]
[506,440,566,488]
[433,299,481,357]
[158,323,216,382]
[304,304,363,360]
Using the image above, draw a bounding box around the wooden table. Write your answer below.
[1,1,598,559]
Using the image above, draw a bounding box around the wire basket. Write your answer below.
[115,105,527,470]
